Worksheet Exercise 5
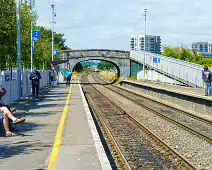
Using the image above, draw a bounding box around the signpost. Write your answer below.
[31,30,40,71]
[54,49,58,57]
[33,30,41,41]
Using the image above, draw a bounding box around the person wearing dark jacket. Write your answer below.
[202,66,212,96]
[30,69,41,98]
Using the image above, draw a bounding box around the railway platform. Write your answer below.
[55,81,111,170]
[120,79,212,101]
[0,82,111,170]
[120,80,212,119]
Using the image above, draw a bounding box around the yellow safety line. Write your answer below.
[48,85,73,170]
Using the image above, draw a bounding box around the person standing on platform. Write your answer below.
[202,66,212,96]
[30,69,41,99]
[65,69,72,86]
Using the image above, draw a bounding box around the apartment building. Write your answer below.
[191,42,212,53]
[130,35,161,54]
[191,42,212,58]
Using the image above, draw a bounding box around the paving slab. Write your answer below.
[0,84,70,170]
[57,83,111,170]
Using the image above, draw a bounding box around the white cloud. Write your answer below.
[35,0,212,50]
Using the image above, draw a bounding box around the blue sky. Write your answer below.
[35,0,212,50]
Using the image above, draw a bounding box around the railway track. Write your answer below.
[81,73,198,170]
[92,73,212,144]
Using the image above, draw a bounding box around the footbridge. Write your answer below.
[54,49,130,77]
[53,49,204,88]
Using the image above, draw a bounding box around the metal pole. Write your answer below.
[51,4,55,62]
[30,0,35,72]
[31,23,33,72]
[143,9,147,79]
[17,0,22,98]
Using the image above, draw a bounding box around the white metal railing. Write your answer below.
[0,70,50,104]
[130,51,204,88]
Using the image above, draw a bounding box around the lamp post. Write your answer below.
[51,4,56,62]
[30,0,35,72]
[143,9,147,79]
[16,0,22,98]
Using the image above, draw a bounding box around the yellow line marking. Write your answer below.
[48,85,73,170]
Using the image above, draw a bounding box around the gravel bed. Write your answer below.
[89,79,212,169]
[119,85,212,122]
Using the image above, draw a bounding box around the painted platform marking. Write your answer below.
[48,85,72,170]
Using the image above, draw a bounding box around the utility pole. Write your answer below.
[51,4,56,62]
[16,0,22,98]
[30,0,35,72]
[143,9,147,79]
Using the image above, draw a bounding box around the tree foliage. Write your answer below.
[163,47,212,67]
[0,1,69,70]
[98,61,114,70]
[0,0,17,69]
[73,62,83,72]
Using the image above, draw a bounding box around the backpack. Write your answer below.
[208,71,212,82]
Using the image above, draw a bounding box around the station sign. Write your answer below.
[33,30,41,41]
[54,50,59,56]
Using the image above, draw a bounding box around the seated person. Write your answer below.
[0,107,25,137]
[0,88,25,137]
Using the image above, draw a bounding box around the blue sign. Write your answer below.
[33,30,41,41]
[54,50,58,56]
[158,58,160,63]
[153,57,158,63]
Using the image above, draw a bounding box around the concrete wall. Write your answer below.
[120,80,212,115]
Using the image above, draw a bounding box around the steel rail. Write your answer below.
[93,74,212,144]
[84,73,199,170]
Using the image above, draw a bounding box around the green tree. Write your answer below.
[33,26,69,69]
[98,61,114,70]
[73,62,83,72]
[0,1,69,71]
[163,47,211,66]
[163,48,175,58]
[21,5,36,69]
[0,0,17,70]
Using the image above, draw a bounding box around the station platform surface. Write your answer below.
[56,82,111,170]
[0,82,111,170]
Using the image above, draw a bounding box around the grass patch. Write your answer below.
[128,76,137,80]
[98,71,117,82]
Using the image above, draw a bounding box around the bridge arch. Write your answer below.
[72,58,121,77]
[54,49,131,78]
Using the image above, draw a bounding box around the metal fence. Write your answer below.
[130,51,204,88]
[0,70,50,104]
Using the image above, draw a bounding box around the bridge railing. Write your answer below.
[130,51,204,88]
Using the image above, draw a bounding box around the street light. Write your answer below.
[16,0,22,98]
[143,9,147,80]
[51,4,56,62]
[30,0,35,72]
